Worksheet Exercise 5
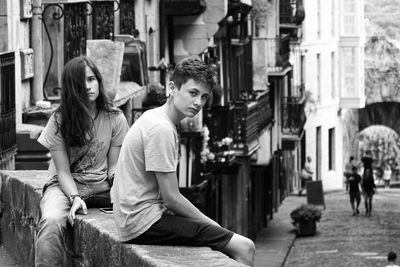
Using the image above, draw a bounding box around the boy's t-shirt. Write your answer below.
[111,106,180,242]
[348,174,361,193]
[37,110,129,183]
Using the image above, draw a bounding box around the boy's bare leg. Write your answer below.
[220,233,255,266]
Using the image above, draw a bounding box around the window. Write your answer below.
[331,52,335,99]
[316,126,321,180]
[328,128,335,170]
[317,53,321,101]
[344,0,355,11]
[343,0,356,35]
[317,0,321,39]
[331,0,335,37]
[301,55,305,85]
[342,47,356,97]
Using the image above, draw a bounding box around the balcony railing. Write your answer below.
[279,0,305,26]
[0,52,17,167]
[281,96,306,138]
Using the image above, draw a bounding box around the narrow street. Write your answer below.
[285,189,400,267]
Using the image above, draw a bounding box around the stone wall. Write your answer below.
[0,171,244,267]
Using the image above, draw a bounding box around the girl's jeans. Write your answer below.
[34,178,111,267]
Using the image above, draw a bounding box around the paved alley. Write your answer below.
[284,189,400,267]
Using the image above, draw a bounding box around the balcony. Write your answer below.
[279,0,304,40]
[281,96,306,139]
[264,35,291,75]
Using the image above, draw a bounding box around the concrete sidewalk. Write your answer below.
[254,195,307,267]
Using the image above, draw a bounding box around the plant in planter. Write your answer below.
[290,204,322,236]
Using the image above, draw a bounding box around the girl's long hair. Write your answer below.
[56,56,113,147]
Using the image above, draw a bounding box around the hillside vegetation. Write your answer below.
[365,0,400,39]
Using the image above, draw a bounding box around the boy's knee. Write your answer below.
[225,234,255,264]
[242,237,255,253]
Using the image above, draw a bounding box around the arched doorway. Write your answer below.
[358,125,400,183]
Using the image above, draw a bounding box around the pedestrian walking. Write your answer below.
[346,166,361,216]
[361,150,374,175]
[344,156,356,192]
[386,251,400,267]
[361,168,377,217]
[384,164,392,189]
[299,156,313,196]
[35,56,129,266]
[111,57,255,266]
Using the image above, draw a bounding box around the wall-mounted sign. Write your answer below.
[20,49,34,80]
[20,0,33,19]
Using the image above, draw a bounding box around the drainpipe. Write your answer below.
[31,0,43,103]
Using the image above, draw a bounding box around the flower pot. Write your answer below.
[297,220,316,236]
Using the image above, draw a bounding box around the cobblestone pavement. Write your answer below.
[284,189,400,267]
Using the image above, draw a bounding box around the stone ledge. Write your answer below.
[0,171,243,266]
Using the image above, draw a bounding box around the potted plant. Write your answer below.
[290,204,322,236]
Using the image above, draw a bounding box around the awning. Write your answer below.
[41,0,89,4]
[163,0,206,16]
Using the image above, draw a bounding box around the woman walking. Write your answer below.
[361,168,376,217]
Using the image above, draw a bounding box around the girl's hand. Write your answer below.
[68,197,88,226]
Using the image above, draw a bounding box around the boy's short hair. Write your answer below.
[388,251,397,262]
[171,57,217,92]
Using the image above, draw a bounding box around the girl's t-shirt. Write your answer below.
[38,110,129,183]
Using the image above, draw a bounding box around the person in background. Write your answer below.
[35,56,129,266]
[111,57,255,266]
[299,156,313,196]
[361,168,376,217]
[344,156,357,192]
[383,163,392,189]
[346,166,361,216]
[386,251,400,267]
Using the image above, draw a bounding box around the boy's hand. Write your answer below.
[68,197,88,226]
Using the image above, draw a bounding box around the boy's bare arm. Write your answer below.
[155,171,219,227]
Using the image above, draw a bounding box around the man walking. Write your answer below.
[347,166,361,216]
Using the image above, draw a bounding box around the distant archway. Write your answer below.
[359,102,400,136]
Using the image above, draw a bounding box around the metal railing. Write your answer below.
[0,52,16,163]
[281,96,306,137]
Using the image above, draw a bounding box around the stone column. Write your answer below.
[31,0,44,102]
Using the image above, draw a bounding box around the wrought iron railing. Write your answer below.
[64,3,88,62]
[42,1,122,99]
[257,91,273,132]
[92,1,116,39]
[281,96,306,137]
[119,0,136,35]
[0,52,16,162]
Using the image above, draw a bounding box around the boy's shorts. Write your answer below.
[126,212,234,251]
[349,192,360,202]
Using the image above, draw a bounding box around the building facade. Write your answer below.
[293,0,365,190]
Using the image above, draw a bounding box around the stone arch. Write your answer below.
[359,102,400,136]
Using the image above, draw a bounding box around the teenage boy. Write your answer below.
[111,57,255,266]
[347,166,361,216]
